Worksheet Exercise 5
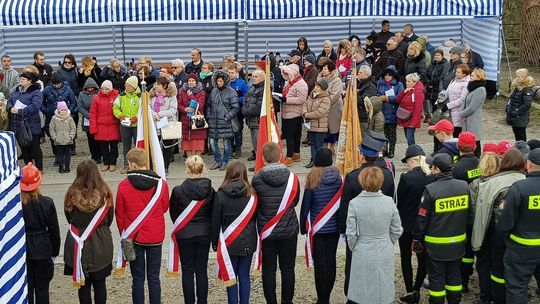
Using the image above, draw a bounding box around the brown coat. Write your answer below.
[303,90,331,133]
[318,70,343,134]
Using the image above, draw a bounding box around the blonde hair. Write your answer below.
[472,68,487,81]
[478,152,500,177]
[202,61,215,70]
[81,56,95,67]
[126,148,147,167]
[511,68,535,91]
[110,58,121,67]
[24,65,39,75]
[0,100,7,123]
[406,73,421,83]
[171,59,184,68]
[185,155,205,175]
[21,188,41,205]
[407,41,422,58]
[139,56,152,65]
[252,69,265,79]
[408,155,431,175]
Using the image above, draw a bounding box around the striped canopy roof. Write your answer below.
[0,0,503,26]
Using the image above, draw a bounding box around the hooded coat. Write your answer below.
[366,96,385,133]
[242,81,264,129]
[170,177,215,239]
[89,88,120,141]
[178,82,207,140]
[377,65,405,124]
[396,80,425,128]
[7,83,43,136]
[41,81,77,134]
[426,58,448,102]
[100,65,128,92]
[281,64,308,119]
[113,87,141,126]
[303,90,331,133]
[63,191,114,276]
[77,78,99,132]
[252,163,300,240]
[115,170,170,244]
[446,75,470,127]
[207,70,239,139]
[440,59,462,91]
[317,69,343,134]
[49,109,76,145]
[506,77,534,128]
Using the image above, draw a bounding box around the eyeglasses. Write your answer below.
[172,66,181,69]
[63,61,72,65]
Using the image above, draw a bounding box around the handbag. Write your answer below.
[396,89,415,121]
[121,238,137,262]
[16,116,33,147]
[189,103,208,130]
[216,90,241,133]
[161,121,182,140]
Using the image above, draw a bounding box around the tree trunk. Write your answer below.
[519,0,540,66]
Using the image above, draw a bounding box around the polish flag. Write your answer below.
[136,97,166,179]
[254,58,284,172]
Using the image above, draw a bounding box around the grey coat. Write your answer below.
[460,86,486,140]
[77,78,99,132]
[346,191,402,304]
[49,110,76,145]
[318,70,343,134]
[207,71,239,139]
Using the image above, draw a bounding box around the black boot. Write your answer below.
[305,161,314,168]
[65,165,70,173]
[247,150,256,161]
[59,164,64,174]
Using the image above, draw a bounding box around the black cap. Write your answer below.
[529,148,540,166]
[51,73,63,85]
[527,139,540,151]
[426,153,453,172]
[359,135,383,157]
[314,148,333,167]
[401,144,426,163]
[288,49,301,57]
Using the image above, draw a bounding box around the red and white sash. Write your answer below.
[167,199,206,276]
[115,179,164,275]
[69,205,110,288]
[216,195,258,285]
[305,179,344,267]
[253,172,299,271]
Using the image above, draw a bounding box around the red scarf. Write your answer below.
[282,75,302,97]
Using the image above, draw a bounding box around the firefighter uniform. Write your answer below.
[414,154,472,304]
[451,153,480,292]
[496,167,540,304]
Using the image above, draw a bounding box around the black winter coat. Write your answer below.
[207,71,239,139]
[404,53,427,83]
[242,82,264,129]
[210,180,257,256]
[397,167,435,232]
[100,65,128,92]
[506,86,533,128]
[357,77,377,122]
[22,196,61,260]
[373,49,406,80]
[451,154,480,184]
[440,59,462,91]
[252,163,300,240]
[170,178,215,239]
[426,58,447,101]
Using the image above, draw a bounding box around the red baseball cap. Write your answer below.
[458,131,477,150]
[483,143,500,154]
[498,141,513,155]
[428,119,454,134]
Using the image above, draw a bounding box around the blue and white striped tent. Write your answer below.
[0,0,502,81]
[0,132,27,304]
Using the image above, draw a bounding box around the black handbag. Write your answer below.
[16,116,33,147]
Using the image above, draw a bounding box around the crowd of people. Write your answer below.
[1,19,540,304]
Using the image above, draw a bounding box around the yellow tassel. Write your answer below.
[114,268,126,277]
[251,269,262,277]
[79,279,86,287]
[73,282,81,289]
[215,277,237,287]
[167,271,180,278]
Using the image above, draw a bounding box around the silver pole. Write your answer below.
[243,21,249,73]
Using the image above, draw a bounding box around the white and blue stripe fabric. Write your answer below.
[0,132,27,304]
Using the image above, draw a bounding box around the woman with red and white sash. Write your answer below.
[168,155,215,304]
[210,160,258,304]
[299,148,343,304]
[63,159,114,304]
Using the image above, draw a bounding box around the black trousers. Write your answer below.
[261,236,297,304]
[490,230,506,303]
[78,278,107,304]
[398,231,427,292]
[99,140,118,166]
[512,127,527,142]
[504,253,540,304]
[282,117,302,157]
[161,139,176,171]
[427,258,462,304]
[27,258,54,304]
[461,231,475,290]
[85,131,102,162]
[475,231,493,303]
[20,135,43,171]
[55,145,71,168]
[177,236,210,304]
[453,127,462,139]
[312,233,339,304]
[383,123,397,155]
[344,244,352,297]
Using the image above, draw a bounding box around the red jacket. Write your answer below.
[89,89,121,141]
[178,83,207,140]
[396,81,425,128]
[115,171,170,245]
[335,56,353,79]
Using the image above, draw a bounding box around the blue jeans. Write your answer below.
[130,244,162,304]
[404,128,416,146]
[227,255,253,304]
[210,138,232,165]
[307,131,326,161]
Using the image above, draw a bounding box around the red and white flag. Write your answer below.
[305,180,344,267]
[254,58,284,172]
[136,101,166,179]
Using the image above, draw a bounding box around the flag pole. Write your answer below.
[141,76,151,170]
[265,41,272,140]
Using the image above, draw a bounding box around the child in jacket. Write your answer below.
[49,101,76,173]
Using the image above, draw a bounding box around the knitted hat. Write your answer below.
[529,148,540,166]
[314,148,333,167]
[101,80,113,90]
[56,101,68,110]
[125,76,139,90]
[304,54,316,64]
[51,73,63,85]
[527,139,540,150]
[514,140,530,159]
[450,46,462,55]
[315,78,329,91]
[187,73,199,83]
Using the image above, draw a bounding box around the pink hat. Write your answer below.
[57,101,68,110]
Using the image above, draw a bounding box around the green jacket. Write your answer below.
[113,89,141,127]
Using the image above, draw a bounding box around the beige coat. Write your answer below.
[302,90,330,133]
[49,109,76,145]
[318,70,343,134]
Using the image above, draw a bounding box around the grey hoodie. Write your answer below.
[77,78,99,132]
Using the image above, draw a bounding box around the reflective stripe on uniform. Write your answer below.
[425,233,466,244]
[510,234,540,246]
[461,257,474,264]
[491,274,505,284]
[429,289,446,297]
[445,285,463,292]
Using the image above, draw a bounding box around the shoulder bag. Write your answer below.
[16,115,33,147]
[216,91,241,133]
[396,89,414,121]
[189,102,209,130]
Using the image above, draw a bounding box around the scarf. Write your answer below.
[153,92,166,113]
[467,80,486,92]
[282,74,302,97]
[199,71,213,80]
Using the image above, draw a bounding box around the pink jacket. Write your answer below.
[446,75,470,127]
[281,64,308,119]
